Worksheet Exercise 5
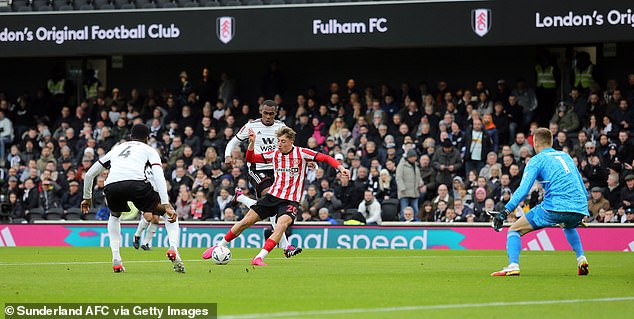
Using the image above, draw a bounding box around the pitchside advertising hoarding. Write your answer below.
[0,0,632,57]
[1,224,633,251]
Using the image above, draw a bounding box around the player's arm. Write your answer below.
[224,124,250,165]
[81,154,111,213]
[245,128,268,163]
[312,151,350,178]
[148,149,177,222]
[504,159,540,213]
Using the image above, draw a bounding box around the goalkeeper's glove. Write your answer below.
[486,209,511,232]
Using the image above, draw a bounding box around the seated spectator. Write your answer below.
[191,189,213,220]
[301,211,318,222]
[318,208,337,225]
[551,101,580,133]
[300,185,321,217]
[222,207,239,222]
[358,190,381,225]
[588,187,610,221]
[432,200,448,222]
[175,185,193,220]
[213,188,232,220]
[61,180,81,211]
[7,191,25,221]
[453,198,473,220]
[441,207,458,223]
[418,201,434,222]
[402,206,419,222]
[376,169,397,201]
[315,188,342,215]
[623,207,634,223]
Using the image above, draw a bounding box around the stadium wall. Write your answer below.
[1,224,633,251]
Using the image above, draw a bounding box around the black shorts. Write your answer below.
[251,194,299,223]
[248,168,274,197]
[104,180,160,214]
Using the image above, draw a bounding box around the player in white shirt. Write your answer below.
[204,127,350,266]
[81,124,185,273]
[132,166,160,251]
[223,100,302,258]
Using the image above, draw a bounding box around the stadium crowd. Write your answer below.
[1,61,634,225]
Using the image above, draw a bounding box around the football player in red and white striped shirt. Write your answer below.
[203,126,349,266]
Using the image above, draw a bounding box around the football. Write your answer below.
[211,246,232,265]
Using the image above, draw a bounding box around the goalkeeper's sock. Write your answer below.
[163,216,181,255]
[108,215,122,261]
[218,230,238,246]
[142,222,157,246]
[237,195,257,208]
[255,239,277,260]
[506,230,521,265]
[563,228,584,258]
[135,218,149,237]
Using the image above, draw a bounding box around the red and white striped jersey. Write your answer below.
[262,146,318,202]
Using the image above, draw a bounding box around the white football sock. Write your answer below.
[255,249,270,260]
[163,214,180,255]
[237,195,257,208]
[217,239,228,247]
[108,215,121,261]
[142,223,157,246]
[135,218,149,237]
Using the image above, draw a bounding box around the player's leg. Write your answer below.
[133,212,152,249]
[491,208,537,276]
[202,208,262,259]
[108,210,125,272]
[140,213,158,250]
[252,214,293,266]
[162,211,185,273]
[560,213,589,275]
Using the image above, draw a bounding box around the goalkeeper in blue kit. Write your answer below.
[488,128,589,276]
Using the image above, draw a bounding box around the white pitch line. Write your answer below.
[0,254,564,267]
[0,255,520,266]
[219,297,634,319]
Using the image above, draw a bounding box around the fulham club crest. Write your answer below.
[471,9,491,37]
[217,16,235,44]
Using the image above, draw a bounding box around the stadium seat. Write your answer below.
[268,0,284,4]
[160,2,177,7]
[93,0,109,6]
[200,0,218,6]
[245,0,262,5]
[27,207,45,222]
[65,208,83,220]
[381,199,399,222]
[83,208,97,220]
[78,3,94,9]
[223,0,240,6]
[98,3,114,9]
[342,208,359,220]
[37,5,53,10]
[0,203,10,223]
[56,4,74,10]
[290,0,306,4]
[119,2,135,8]
[141,2,156,8]
[17,6,33,11]
[181,1,199,7]
[310,0,328,3]
[0,6,11,12]
[45,207,64,221]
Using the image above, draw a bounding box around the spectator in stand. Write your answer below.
[358,189,381,225]
[551,102,580,133]
[432,139,462,188]
[620,174,634,210]
[464,119,492,177]
[396,149,423,218]
[0,109,14,167]
[402,206,419,222]
[588,186,610,221]
[61,180,82,211]
[605,174,622,209]
[315,188,342,215]
[583,153,608,189]
[38,170,62,211]
[175,185,193,220]
[376,169,397,201]
[318,208,337,225]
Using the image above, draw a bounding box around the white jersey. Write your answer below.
[226,119,286,170]
[99,141,161,185]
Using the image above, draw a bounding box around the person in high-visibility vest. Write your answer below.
[572,51,597,95]
[534,49,560,127]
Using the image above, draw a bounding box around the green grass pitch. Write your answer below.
[1,247,633,319]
